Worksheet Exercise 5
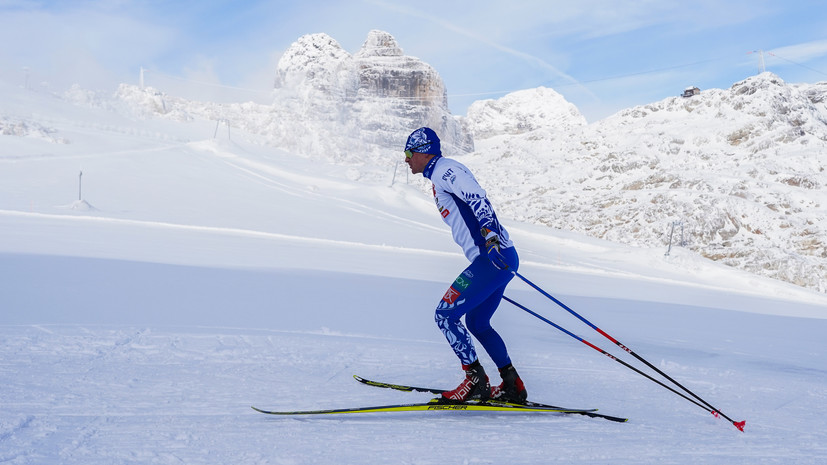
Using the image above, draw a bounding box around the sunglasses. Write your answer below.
[404,142,430,159]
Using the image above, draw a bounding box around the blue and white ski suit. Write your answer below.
[423,155,520,368]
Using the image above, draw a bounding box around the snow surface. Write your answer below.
[2,79,827,464]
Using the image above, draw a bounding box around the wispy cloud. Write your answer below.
[770,39,827,63]
[366,0,598,100]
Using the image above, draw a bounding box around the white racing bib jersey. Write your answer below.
[423,156,513,262]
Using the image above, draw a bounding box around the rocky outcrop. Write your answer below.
[273,30,472,159]
[353,31,446,105]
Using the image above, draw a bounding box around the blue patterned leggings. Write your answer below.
[434,247,519,368]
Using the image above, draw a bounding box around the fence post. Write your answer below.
[665,221,675,256]
[665,220,686,256]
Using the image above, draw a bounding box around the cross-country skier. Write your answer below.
[403,127,527,403]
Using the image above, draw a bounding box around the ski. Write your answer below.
[354,374,570,408]
[251,397,594,416]
[353,375,628,423]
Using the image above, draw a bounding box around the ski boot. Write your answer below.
[490,363,527,404]
[441,360,490,402]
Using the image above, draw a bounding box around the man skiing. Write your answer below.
[403,127,527,404]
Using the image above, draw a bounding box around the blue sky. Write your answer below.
[2,0,826,121]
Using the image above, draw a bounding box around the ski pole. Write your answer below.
[509,271,745,432]
[502,296,715,415]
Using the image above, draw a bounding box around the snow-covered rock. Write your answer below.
[271,29,471,161]
[353,30,446,104]
[466,86,586,137]
[0,116,69,144]
[465,73,827,293]
[274,33,352,93]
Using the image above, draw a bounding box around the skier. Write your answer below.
[403,127,527,404]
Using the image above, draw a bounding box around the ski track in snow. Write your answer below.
[1,323,827,464]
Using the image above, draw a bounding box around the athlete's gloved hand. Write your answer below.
[482,228,509,270]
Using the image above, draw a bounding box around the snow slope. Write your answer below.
[2,80,827,464]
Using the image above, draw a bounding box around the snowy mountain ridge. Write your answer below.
[462,72,827,292]
[461,73,827,292]
[13,31,827,293]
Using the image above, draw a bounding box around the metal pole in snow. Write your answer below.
[665,221,675,256]
[78,170,83,200]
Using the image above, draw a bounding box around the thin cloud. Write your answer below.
[770,39,827,63]
[366,0,599,101]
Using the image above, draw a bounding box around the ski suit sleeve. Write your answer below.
[447,168,499,234]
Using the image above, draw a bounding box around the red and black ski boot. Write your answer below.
[441,360,490,402]
[490,363,527,404]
